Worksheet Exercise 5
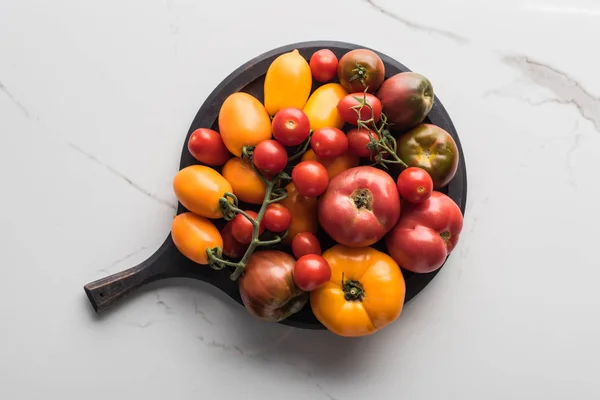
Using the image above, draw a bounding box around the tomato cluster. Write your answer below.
[171,47,464,337]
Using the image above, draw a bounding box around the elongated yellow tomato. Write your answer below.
[303,83,348,130]
[310,245,406,337]
[172,212,222,265]
[218,92,272,156]
[173,165,232,219]
[264,49,312,116]
[222,157,266,204]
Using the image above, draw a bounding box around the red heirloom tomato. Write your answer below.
[318,166,400,247]
[337,49,385,93]
[187,128,231,166]
[396,167,433,204]
[337,93,382,126]
[263,203,292,233]
[347,127,378,158]
[291,232,322,258]
[385,191,463,273]
[309,49,339,83]
[293,254,331,291]
[272,108,311,146]
[231,210,265,244]
[292,161,329,197]
[310,127,348,158]
[253,139,288,176]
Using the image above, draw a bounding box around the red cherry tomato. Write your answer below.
[231,210,265,244]
[272,108,311,146]
[263,204,292,233]
[221,220,248,258]
[187,128,231,166]
[396,167,434,204]
[291,232,321,258]
[310,127,348,158]
[293,254,332,291]
[253,140,288,176]
[347,127,379,158]
[309,49,339,83]
[291,161,329,197]
[336,93,382,126]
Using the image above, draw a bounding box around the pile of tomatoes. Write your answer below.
[171,47,464,337]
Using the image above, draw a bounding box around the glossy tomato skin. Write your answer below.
[318,166,400,247]
[396,167,433,203]
[173,165,232,219]
[222,157,266,205]
[396,124,459,189]
[291,232,322,258]
[337,93,382,126]
[292,161,329,197]
[337,49,385,93]
[280,183,318,245]
[171,212,222,265]
[302,149,359,180]
[221,220,248,259]
[347,128,378,158]
[231,210,265,244]
[303,83,348,131]
[272,107,311,146]
[310,245,406,337]
[263,203,292,233]
[239,250,308,322]
[310,127,348,158]
[293,255,331,292]
[187,128,231,166]
[264,49,312,116]
[309,49,338,83]
[385,191,463,273]
[253,140,288,176]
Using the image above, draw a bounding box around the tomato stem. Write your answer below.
[287,131,313,163]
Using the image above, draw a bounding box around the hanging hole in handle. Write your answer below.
[99,293,104,297]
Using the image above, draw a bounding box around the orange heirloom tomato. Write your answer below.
[310,245,406,337]
[218,92,272,157]
[222,157,267,205]
[171,212,223,265]
[302,149,359,179]
[280,182,318,244]
[302,83,348,131]
[173,165,232,219]
[264,49,312,116]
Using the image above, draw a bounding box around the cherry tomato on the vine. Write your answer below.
[396,167,433,204]
[291,232,321,259]
[187,128,231,166]
[272,108,311,146]
[293,254,331,292]
[347,127,379,158]
[253,140,288,176]
[263,204,292,233]
[337,93,382,126]
[231,210,265,244]
[309,49,339,83]
[310,127,348,158]
[291,161,329,197]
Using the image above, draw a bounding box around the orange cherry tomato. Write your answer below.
[310,245,406,337]
[222,157,267,205]
[280,182,318,245]
[173,165,232,219]
[301,149,360,179]
[171,212,223,265]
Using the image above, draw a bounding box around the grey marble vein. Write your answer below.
[364,0,468,44]
[0,80,32,119]
[193,299,215,325]
[67,142,177,211]
[316,383,338,400]
[98,246,149,274]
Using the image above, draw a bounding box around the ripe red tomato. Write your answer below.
[309,49,339,83]
[293,254,331,291]
[263,204,292,233]
[221,220,248,258]
[187,128,231,166]
[231,210,265,244]
[337,49,385,93]
[291,161,329,197]
[253,140,288,176]
[310,127,348,158]
[397,167,433,204]
[272,108,311,146]
[347,128,378,158]
[337,93,382,126]
[291,232,321,258]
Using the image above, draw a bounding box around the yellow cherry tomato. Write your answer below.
[264,49,312,116]
[302,149,360,180]
[222,157,267,205]
[280,182,318,245]
[303,83,348,130]
[173,165,232,219]
[171,212,222,265]
[218,92,272,157]
[310,245,406,337]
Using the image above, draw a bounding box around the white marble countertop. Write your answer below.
[1,0,599,399]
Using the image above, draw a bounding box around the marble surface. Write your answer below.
[1,0,599,398]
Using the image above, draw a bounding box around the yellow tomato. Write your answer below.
[280,182,318,244]
[303,83,348,131]
[264,49,312,116]
[310,245,406,337]
[222,157,266,205]
[171,212,222,265]
[173,165,232,219]
[218,92,272,157]
[302,149,360,180]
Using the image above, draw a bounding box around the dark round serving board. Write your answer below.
[83,41,467,330]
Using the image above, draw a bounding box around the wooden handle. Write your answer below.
[84,236,181,313]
